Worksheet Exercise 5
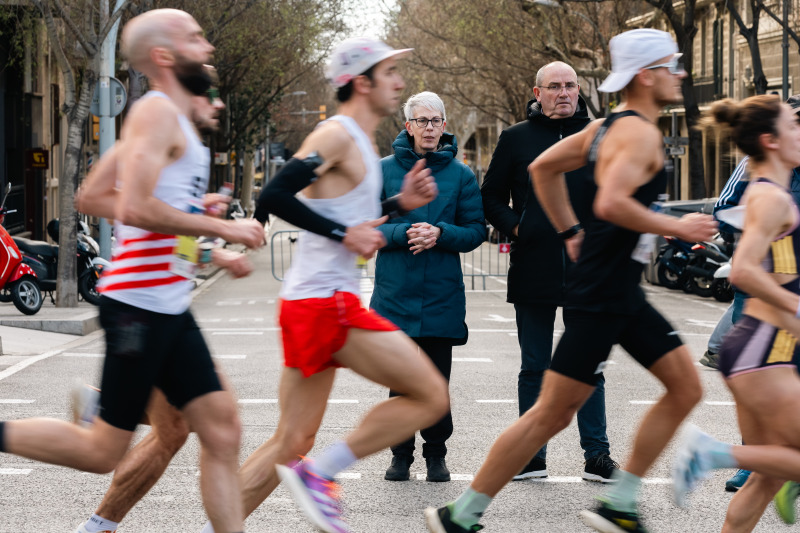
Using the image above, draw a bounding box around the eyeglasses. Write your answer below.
[409,117,444,128]
[643,56,685,75]
[207,87,220,103]
[537,83,580,93]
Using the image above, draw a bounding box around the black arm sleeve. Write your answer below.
[381,195,410,219]
[255,158,347,241]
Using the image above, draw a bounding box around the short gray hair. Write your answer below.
[403,91,446,122]
[535,61,577,87]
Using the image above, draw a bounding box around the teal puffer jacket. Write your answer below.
[369,130,485,340]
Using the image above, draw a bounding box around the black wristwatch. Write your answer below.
[302,151,324,171]
[557,223,583,240]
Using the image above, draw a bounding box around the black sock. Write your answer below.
[0,421,5,453]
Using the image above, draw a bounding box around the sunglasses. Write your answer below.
[643,55,685,76]
[207,87,220,103]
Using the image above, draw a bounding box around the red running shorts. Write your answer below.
[278,291,398,377]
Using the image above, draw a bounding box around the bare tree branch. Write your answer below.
[51,0,97,56]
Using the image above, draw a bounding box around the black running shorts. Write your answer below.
[550,301,684,385]
[98,296,222,431]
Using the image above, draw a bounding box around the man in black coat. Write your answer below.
[481,61,616,482]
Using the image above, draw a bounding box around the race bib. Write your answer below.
[170,235,199,279]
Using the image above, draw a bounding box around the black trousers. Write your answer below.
[389,337,453,459]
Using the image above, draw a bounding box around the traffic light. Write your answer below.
[319,105,327,121]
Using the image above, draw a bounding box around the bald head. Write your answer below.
[121,9,196,74]
[533,61,580,119]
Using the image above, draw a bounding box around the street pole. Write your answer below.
[97,0,125,259]
[783,0,790,100]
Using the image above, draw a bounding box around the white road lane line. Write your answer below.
[212,332,264,336]
[630,400,735,406]
[453,358,492,362]
[0,399,35,404]
[705,401,736,406]
[214,354,247,359]
[476,399,514,403]
[61,352,103,357]
[630,400,657,405]
[0,347,67,383]
[0,468,31,475]
[336,472,361,479]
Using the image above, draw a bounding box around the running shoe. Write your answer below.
[583,454,620,483]
[724,469,751,492]
[276,461,350,533]
[672,423,715,508]
[424,505,484,532]
[512,456,548,480]
[774,480,800,524]
[580,501,649,533]
[71,383,100,428]
[698,350,720,370]
[74,525,115,533]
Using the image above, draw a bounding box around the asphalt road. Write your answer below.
[0,243,786,532]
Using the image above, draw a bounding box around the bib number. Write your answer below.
[171,235,199,278]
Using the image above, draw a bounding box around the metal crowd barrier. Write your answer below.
[270,230,511,290]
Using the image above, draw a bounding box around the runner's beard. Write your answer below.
[175,57,212,96]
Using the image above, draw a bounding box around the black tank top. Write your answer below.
[566,110,668,313]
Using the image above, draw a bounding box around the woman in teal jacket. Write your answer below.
[370,92,485,483]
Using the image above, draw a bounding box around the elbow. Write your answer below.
[593,197,617,222]
[727,265,746,291]
[116,203,147,228]
[528,160,540,186]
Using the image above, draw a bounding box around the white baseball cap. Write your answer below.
[598,29,680,93]
[325,37,413,89]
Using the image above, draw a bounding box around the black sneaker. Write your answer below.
[385,455,413,481]
[512,456,547,480]
[580,502,649,533]
[426,456,451,482]
[699,350,720,370]
[424,505,484,532]
[583,454,620,483]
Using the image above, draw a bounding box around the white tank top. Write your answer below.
[280,115,382,300]
[99,91,210,314]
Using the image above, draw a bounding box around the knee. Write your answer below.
[423,374,450,422]
[276,428,316,458]
[528,404,574,436]
[199,412,242,456]
[86,446,126,474]
[668,380,703,412]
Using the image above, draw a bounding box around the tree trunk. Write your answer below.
[241,150,255,216]
[56,70,96,307]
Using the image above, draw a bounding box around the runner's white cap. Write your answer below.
[326,37,413,89]
[598,29,679,93]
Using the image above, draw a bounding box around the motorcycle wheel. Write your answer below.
[11,277,42,315]
[656,261,682,289]
[688,275,714,298]
[712,279,735,303]
[79,271,103,306]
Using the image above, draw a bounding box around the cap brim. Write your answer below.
[374,47,414,66]
[598,71,637,93]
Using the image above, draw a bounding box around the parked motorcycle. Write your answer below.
[12,219,110,305]
[656,236,695,290]
[0,184,42,314]
[684,238,733,298]
[711,261,735,302]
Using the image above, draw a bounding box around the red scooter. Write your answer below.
[0,184,42,315]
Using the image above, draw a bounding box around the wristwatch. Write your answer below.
[302,151,324,171]
[557,223,583,240]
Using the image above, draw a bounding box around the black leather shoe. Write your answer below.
[426,456,451,482]
[385,454,413,481]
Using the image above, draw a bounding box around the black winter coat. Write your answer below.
[481,97,594,305]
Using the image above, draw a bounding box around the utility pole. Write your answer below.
[97,0,125,259]
[783,0,790,100]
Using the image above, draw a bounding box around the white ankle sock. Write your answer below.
[307,441,357,480]
[84,514,120,532]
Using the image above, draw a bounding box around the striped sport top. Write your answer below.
[98,91,210,314]
[755,178,800,287]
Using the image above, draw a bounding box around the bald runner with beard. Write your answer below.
[0,9,263,533]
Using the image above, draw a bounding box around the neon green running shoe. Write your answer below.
[774,481,800,524]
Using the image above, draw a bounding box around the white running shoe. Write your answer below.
[672,423,715,508]
[71,383,100,428]
[74,523,115,533]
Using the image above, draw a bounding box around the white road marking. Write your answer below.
[483,314,516,323]
[214,354,247,360]
[471,329,517,333]
[212,331,263,336]
[453,357,492,362]
[685,319,719,328]
[463,262,508,285]
[197,318,222,323]
[705,401,735,406]
[61,352,103,358]
[328,399,359,404]
[0,346,68,382]
[630,400,657,405]
[0,399,35,404]
[476,399,514,403]
[630,400,735,406]
[0,468,31,475]
[216,301,243,306]
[336,472,361,479]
